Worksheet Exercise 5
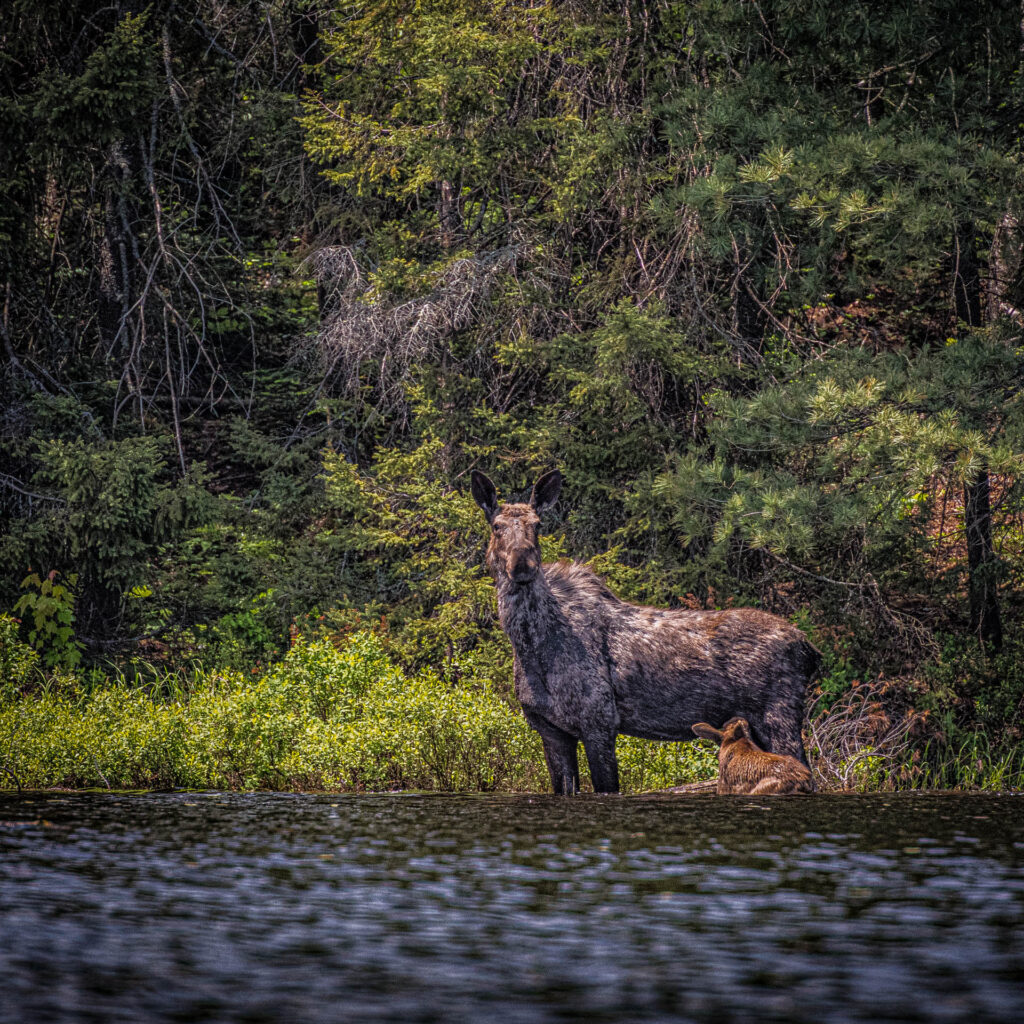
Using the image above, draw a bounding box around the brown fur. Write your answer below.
[692,717,815,794]
[471,469,821,795]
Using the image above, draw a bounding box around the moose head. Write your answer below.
[471,469,562,586]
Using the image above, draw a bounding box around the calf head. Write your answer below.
[471,469,562,586]
[692,717,751,746]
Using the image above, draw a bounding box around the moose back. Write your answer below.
[472,469,820,794]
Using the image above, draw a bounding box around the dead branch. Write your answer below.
[306,244,526,408]
[807,682,921,790]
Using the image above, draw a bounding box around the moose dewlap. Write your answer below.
[471,469,820,795]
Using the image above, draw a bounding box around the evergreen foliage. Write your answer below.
[2,1,1024,789]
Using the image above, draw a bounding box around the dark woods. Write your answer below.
[2,2,1024,769]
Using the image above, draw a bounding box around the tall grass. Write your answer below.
[16,611,1017,795]
[909,732,1024,791]
[807,683,1024,792]
[0,630,717,793]
[1,633,539,791]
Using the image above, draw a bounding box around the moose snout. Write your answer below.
[508,552,540,584]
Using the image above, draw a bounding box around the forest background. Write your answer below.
[2,0,1024,793]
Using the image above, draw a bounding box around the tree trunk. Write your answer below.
[734,276,764,361]
[731,242,764,364]
[954,221,1003,649]
[952,223,982,328]
[290,1,322,93]
[964,475,1003,649]
[97,141,133,357]
[988,208,1022,322]
[438,179,460,248]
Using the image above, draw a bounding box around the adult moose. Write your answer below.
[471,469,820,794]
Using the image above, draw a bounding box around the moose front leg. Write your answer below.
[582,732,620,794]
[525,710,580,795]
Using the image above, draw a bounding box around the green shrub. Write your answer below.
[0,633,545,791]
[0,613,39,691]
[13,572,82,669]
[616,735,718,792]
[0,630,724,793]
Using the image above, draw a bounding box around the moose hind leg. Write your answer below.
[526,711,580,795]
[762,702,811,768]
[582,733,620,794]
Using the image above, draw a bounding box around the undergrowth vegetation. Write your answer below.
[3,612,1020,793]
[0,622,718,793]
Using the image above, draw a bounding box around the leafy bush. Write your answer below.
[0,613,39,691]
[0,632,721,793]
[0,633,541,791]
[13,571,82,669]
[617,735,718,792]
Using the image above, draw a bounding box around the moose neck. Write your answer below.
[494,570,557,654]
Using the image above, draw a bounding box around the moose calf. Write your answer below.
[472,468,820,795]
[692,717,815,794]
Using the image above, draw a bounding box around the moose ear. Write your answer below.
[471,470,499,523]
[692,722,723,744]
[530,469,562,514]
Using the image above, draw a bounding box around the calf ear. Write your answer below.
[692,722,723,744]
[471,471,499,523]
[530,469,562,513]
[725,719,751,742]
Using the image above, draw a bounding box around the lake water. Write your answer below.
[1,791,1023,1022]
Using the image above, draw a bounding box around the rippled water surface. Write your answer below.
[2,791,1023,1022]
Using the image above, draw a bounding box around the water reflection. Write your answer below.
[1,792,1022,1022]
